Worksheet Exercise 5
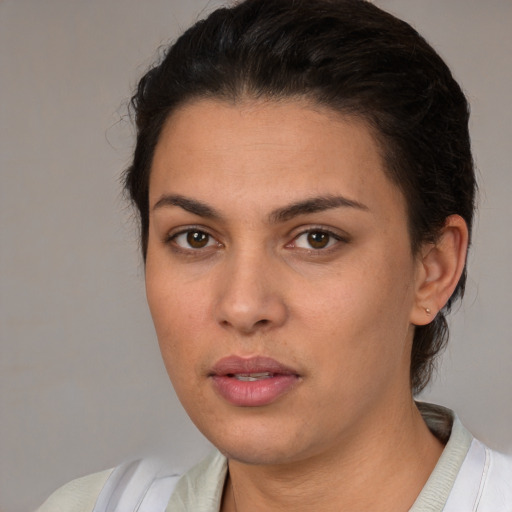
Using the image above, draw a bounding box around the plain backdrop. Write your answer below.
[1,1,511,511]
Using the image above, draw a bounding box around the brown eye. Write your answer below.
[291,229,343,250]
[172,230,216,250]
[187,230,209,248]
[307,231,330,249]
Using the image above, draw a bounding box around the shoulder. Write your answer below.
[36,457,183,512]
[36,469,113,512]
[414,402,512,512]
[446,436,512,511]
[479,444,512,510]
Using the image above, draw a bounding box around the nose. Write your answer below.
[214,250,288,335]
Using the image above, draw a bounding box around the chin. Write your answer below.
[198,415,319,467]
[219,440,305,466]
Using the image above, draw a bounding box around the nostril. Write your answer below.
[215,293,288,333]
[220,317,270,331]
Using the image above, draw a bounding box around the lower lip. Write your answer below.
[211,374,299,407]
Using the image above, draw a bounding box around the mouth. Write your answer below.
[210,355,299,376]
[209,356,300,407]
[229,372,274,382]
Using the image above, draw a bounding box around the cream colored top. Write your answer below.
[37,404,512,512]
[36,469,113,512]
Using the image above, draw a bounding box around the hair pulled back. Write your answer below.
[124,0,476,394]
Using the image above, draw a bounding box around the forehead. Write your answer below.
[149,98,405,219]
[155,97,380,160]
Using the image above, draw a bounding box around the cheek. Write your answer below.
[146,271,222,425]
[147,283,206,410]
[297,248,416,371]
[145,266,205,369]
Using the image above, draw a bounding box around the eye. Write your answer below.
[291,229,343,250]
[171,229,218,250]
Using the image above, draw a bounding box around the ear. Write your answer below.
[410,215,469,326]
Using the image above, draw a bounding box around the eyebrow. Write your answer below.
[269,195,369,223]
[152,193,368,222]
[152,194,222,219]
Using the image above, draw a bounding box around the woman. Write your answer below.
[37,0,512,510]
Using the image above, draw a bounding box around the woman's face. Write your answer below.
[146,98,423,465]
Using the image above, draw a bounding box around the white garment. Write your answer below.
[36,404,512,512]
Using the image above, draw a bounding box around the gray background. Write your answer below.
[1,1,510,511]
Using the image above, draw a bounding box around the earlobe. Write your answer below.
[410,215,469,326]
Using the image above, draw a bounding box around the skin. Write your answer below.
[145,98,468,511]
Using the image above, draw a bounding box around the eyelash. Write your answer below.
[165,227,349,254]
[287,228,349,253]
[166,227,221,253]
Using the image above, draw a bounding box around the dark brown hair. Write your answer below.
[124,0,476,394]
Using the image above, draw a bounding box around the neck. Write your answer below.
[221,399,443,512]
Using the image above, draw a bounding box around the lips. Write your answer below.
[209,356,300,407]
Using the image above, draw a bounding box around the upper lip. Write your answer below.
[210,355,299,377]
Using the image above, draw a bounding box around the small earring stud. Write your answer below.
[425,307,431,315]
